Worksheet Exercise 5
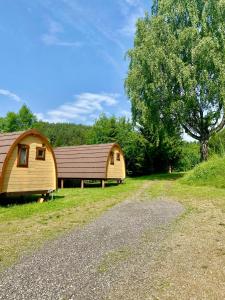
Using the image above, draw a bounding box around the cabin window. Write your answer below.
[17,144,29,168]
[116,153,120,161]
[36,147,46,160]
[110,151,114,165]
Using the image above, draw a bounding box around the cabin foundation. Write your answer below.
[81,179,84,189]
[60,179,64,189]
[101,179,105,188]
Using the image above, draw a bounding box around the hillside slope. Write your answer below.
[180,156,225,189]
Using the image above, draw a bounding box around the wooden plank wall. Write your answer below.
[2,135,56,193]
[107,146,126,179]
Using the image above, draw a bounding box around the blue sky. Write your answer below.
[0,0,152,124]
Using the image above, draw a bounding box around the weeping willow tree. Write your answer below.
[126,0,225,161]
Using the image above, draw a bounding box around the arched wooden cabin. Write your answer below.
[0,130,57,195]
[54,143,126,188]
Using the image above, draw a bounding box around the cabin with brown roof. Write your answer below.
[0,130,57,195]
[54,143,126,188]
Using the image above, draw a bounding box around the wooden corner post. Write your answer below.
[101,179,105,188]
[81,179,84,189]
[61,179,64,189]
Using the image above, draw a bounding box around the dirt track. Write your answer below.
[0,187,183,300]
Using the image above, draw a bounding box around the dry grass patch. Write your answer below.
[98,246,132,273]
[144,179,225,299]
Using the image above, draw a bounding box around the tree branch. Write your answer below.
[182,124,201,140]
[211,114,225,134]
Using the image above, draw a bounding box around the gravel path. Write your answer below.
[0,187,183,300]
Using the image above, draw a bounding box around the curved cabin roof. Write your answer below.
[0,131,25,178]
[54,143,124,179]
[0,129,57,192]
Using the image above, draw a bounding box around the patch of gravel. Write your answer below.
[0,187,183,300]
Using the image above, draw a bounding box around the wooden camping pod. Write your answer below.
[54,143,126,187]
[0,129,57,195]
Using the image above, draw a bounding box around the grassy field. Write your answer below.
[0,178,144,271]
[143,173,225,298]
[1,167,225,298]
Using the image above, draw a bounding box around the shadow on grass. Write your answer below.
[0,194,65,207]
[134,172,185,181]
[85,182,119,188]
[61,179,120,189]
[61,174,184,189]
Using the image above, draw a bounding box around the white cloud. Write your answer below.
[119,1,145,37]
[42,34,81,47]
[124,0,140,6]
[41,0,126,52]
[36,92,119,123]
[35,113,45,121]
[41,19,82,47]
[120,10,144,36]
[0,89,22,102]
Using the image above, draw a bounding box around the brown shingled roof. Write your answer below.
[54,143,116,179]
[0,131,25,177]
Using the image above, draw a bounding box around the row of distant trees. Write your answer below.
[1,104,225,175]
[0,104,206,175]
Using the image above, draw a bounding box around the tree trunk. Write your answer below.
[200,139,209,161]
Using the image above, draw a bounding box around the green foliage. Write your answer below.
[87,114,119,144]
[3,112,20,132]
[126,0,225,161]
[89,114,184,174]
[151,132,182,172]
[0,105,37,132]
[0,106,192,175]
[0,105,91,147]
[209,129,225,156]
[88,114,149,175]
[18,105,37,130]
[175,142,200,171]
[180,155,225,188]
[35,121,91,147]
[0,117,5,129]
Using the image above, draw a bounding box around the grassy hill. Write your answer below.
[180,155,225,189]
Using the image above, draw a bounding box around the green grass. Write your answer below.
[0,178,144,270]
[2,170,225,298]
[147,172,225,213]
[142,174,225,299]
[0,181,137,221]
[180,155,225,189]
